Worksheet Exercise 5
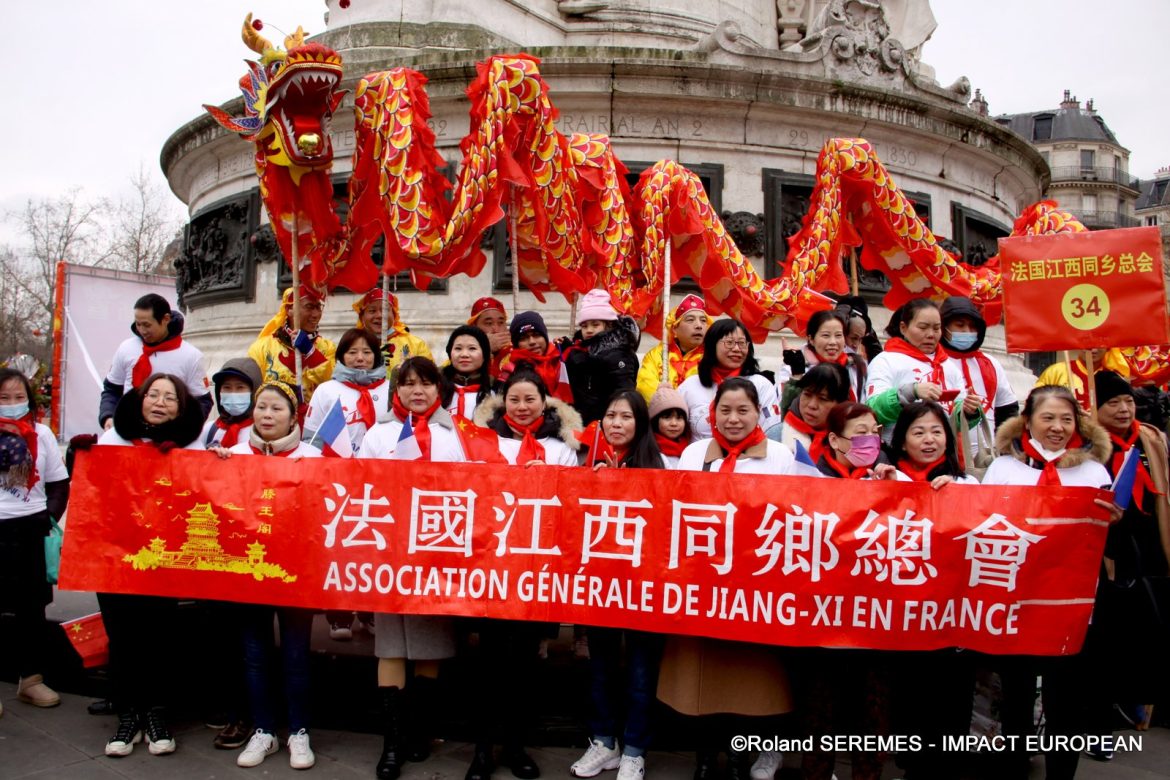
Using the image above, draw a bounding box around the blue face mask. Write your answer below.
[947,331,978,352]
[0,402,29,420]
[219,392,252,417]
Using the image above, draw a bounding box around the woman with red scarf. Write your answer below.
[95,373,205,758]
[475,369,582,467]
[665,378,797,780]
[442,325,496,420]
[356,357,462,780]
[0,368,69,714]
[200,358,261,448]
[781,310,868,406]
[781,364,849,464]
[866,300,966,443]
[304,328,390,455]
[983,385,1119,779]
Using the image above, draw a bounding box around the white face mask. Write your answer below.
[219,393,252,417]
[0,402,29,420]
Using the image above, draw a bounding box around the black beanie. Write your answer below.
[1095,370,1134,407]
[510,311,550,347]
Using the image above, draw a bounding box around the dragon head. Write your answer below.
[204,14,346,180]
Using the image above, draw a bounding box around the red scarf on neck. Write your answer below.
[711,425,767,473]
[213,418,248,448]
[504,414,546,464]
[132,334,182,387]
[807,345,849,367]
[1020,429,1085,487]
[340,378,387,429]
[451,384,481,418]
[392,393,441,459]
[897,456,947,483]
[710,365,741,385]
[509,344,563,392]
[1109,422,1160,507]
[654,432,688,458]
[883,337,949,386]
[0,415,39,488]
[957,352,998,412]
[823,454,870,480]
[782,412,829,462]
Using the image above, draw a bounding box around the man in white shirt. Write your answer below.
[99,293,211,429]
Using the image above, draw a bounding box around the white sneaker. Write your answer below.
[237,730,278,767]
[571,739,622,777]
[329,623,353,641]
[288,729,315,770]
[749,750,782,780]
[617,755,645,780]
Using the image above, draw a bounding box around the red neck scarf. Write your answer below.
[807,345,849,367]
[0,415,39,488]
[884,337,949,386]
[214,418,248,448]
[504,414,546,464]
[897,456,947,483]
[451,384,481,418]
[957,352,998,412]
[711,425,767,473]
[669,343,703,385]
[340,378,387,429]
[132,334,182,387]
[510,344,563,391]
[1020,429,1084,487]
[823,454,870,480]
[392,393,441,459]
[783,411,829,462]
[654,432,688,458]
[1109,422,1160,506]
[710,365,741,386]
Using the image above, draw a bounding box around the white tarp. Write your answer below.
[57,264,177,441]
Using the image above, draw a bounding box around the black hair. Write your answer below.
[796,363,850,404]
[501,369,549,401]
[113,372,204,447]
[697,319,759,388]
[0,368,37,420]
[442,325,494,408]
[652,408,691,441]
[886,299,939,339]
[336,328,385,369]
[395,357,445,397]
[713,376,760,409]
[889,401,965,479]
[825,401,877,436]
[1021,385,1093,444]
[603,389,663,469]
[134,293,171,323]
[807,310,849,344]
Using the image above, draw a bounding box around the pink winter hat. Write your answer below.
[648,386,688,420]
[577,289,619,322]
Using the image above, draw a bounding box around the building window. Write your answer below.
[1082,193,1098,213]
[1146,216,1160,226]
[1033,115,1053,141]
[950,203,1009,268]
[1080,149,1096,172]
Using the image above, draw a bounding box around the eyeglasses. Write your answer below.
[146,391,178,403]
[718,338,749,351]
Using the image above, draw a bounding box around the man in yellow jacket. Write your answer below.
[636,294,711,401]
[354,288,433,379]
[248,286,336,403]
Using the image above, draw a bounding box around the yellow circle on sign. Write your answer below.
[1060,284,1110,331]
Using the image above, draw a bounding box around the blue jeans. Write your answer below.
[242,606,313,733]
[586,628,664,756]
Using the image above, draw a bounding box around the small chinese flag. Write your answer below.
[61,612,109,668]
[452,415,507,464]
[575,420,615,468]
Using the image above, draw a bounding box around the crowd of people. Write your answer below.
[0,284,1167,780]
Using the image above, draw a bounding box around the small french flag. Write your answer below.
[791,439,827,478]
[308,398,353,458]
[1110,446,1140,511]
[392,415,424,461]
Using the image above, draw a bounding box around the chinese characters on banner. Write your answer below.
[59,449,1112,655]
[1000,226,1169,352]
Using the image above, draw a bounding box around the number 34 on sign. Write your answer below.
[1000,226,1168,352]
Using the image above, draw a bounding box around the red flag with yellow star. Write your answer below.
[62,612,109,668]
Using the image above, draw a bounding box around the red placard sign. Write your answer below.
[59,448,1112,656]
[1000,226,1168,351]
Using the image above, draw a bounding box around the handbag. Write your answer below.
[45,517,63,585]
[957,412,996,480]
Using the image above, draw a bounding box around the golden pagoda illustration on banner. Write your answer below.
[124,502,296,583]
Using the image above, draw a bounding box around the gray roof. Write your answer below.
[994,107,1122,146]
[1136,177,1170,210]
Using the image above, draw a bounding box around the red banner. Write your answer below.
[1000,226,1168,352]
[60,448,1112,655]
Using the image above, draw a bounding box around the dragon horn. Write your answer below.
[242,13,273,55]
[284,26,308,49]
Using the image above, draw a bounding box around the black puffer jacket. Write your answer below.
[562,316,640,424]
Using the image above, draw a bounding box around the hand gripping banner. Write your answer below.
[60,449,1111,655]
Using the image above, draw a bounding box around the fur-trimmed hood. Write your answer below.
[472,395,583,450]
[994,414,1111,468]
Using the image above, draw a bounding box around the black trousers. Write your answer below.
[97,592,180,713]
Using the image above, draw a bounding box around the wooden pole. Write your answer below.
[568,293,579,337]
[1084,350,1097,414]
[850,248,860,298]
[290,214,303,394]
[510,200,521,316]
[661,237,673,386]
[380,270,390,348]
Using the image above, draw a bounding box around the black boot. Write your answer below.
[376,687,404,780]
[726,750,751,780]
[693,750,719,780]
[405,675,438,762]
[501,744,541,779]
[466,743,495,780]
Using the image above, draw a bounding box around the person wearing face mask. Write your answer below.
[636,294,711,402]
[467,297,512,380]
[354,288,434,376]
[0,369,69,714]
[983,385,1121,779]
[781,364,850,463]
[442,325,496,420]
[248,286,335,404]
[304,328,390,454]
[817,402,899,480]
[939,296,1018,440]
[780,310,868,407]
[563,289,641,425]
[201,358,262,448]
[866,299,965,443]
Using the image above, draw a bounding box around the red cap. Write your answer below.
[468,296,507,325]
[353,288,398,314]
[673,294,707,320]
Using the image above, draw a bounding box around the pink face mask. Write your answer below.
[842,434,882,468]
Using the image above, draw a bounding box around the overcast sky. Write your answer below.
[3,0,1165,239]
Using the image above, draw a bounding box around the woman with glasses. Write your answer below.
[677,320,782,441]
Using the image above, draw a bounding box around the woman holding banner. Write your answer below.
[664,377,796,780]
[678,320,782,441]
[983,385,1120,779]
[200,358,261,448]
[304,328,390,454]
[358,357,461,780]
[95,373,205,758]
[476,370,582,467]
[213,381,320,769]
